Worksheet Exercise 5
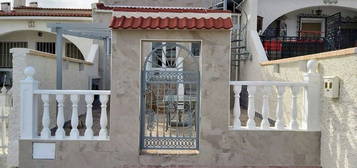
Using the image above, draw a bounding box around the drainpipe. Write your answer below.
[103,37,110,90]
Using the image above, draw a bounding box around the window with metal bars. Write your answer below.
[151,42,177,68]
[65,43,84,60]
[0,41,28,68]
[36,42,56,54]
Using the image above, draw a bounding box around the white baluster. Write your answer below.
[303,59,321,131]
[20,66,38,139]
[99,95,109,139]
[261,86,270,129]
[70,95,79,139]
[40,94,50,139]
[233,85,242,129]
[84,94,94,139]
[290,86,299,130]
[247,86,256,129]
[55,94,65,139]
[275,86,285,129]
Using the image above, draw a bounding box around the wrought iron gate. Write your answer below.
[140,43,200,150]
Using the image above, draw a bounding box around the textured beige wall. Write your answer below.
[19,131,320,168]
[18,29,320,167]
[261,53,357,168]
[10,48,98,167]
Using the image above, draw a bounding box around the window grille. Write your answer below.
[0,41,28,68]
[36,42,56,54]
[151,42,177,68]
[65,43,84,60]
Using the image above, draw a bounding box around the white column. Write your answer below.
[303,59,321,131]
[70,95,79,139]
[55,95,65,139]
[177,56,184,101]
[40,94,50,139]
[247,86,256,129]
[244,0,258,33]
[275,86,285,129]
[99,95,109,139]
[261,86,270,129]
[233,85,242,129]
[290,86,299,130]
[84,94,94,139]
[20,67,39,139]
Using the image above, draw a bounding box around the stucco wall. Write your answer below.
[18,29,320,167]
[9,48,98,167]
[92,10,112,89]
[261,49,357,168]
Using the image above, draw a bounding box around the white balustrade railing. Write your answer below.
[0,86,11,155]
[20,67,111,140]
[230,60,321,131]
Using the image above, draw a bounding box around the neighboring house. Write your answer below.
[0,1,99,88]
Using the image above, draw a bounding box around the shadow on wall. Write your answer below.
[318,65,357,168]
[260,55,357,168]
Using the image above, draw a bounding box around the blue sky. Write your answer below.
[0,0,98,8]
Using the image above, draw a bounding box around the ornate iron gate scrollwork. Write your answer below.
[140,43,200,150]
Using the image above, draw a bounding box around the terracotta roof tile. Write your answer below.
[110,16,233,30]
[96,3,231,13]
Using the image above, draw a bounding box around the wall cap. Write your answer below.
[10,48,93,65]
[260,47,357,66]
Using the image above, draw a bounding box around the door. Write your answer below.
[326,12,342,50]
[140,42,200,151]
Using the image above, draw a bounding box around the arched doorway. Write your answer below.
[140,42,200,150]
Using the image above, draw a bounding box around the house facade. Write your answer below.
[0,1,99,87]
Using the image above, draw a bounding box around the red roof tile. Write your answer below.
[110,16,233,30]
[0,11,91,17]
[96,3,231,13]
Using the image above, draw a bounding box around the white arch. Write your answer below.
[258,0,357,32]
[0,21,93,60]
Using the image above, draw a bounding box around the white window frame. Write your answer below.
[150,42,179,71]
[300,18,326,37]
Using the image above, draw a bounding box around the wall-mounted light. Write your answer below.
[323,0,338,4]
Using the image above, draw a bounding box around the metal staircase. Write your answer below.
[210,0,249,81]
